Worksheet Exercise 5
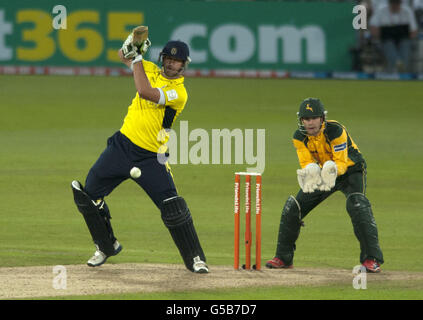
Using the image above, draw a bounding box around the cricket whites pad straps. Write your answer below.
[346,193,384,264]
[71,181,116,256]
[161,196,206,271]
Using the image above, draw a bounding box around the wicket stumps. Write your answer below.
[234,172,262,271]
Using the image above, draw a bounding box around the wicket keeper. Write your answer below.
[266,98,384,273]
[71,27,208,273]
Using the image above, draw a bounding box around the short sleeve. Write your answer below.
[163,86,188,112]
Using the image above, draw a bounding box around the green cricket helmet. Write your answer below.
[297,98,327,134]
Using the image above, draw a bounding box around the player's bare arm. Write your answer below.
[132,58,161,103]
[118,49,161,104]
[118,48,132,69]
[119,26,162,104]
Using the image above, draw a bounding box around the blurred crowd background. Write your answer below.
[354,0,423,73]
[195,0,423,73]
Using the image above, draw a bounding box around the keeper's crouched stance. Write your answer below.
[266,98,384,273]
[71,27,208,273]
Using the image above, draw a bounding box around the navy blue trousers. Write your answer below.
[84,131,177,209]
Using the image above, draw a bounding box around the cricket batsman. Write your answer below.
[70,26,208,273]
[266,98,384,273]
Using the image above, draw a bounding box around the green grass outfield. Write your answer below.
[42,280,423,300]
[0,75,422,300]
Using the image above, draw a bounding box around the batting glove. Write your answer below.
[139,38,151,55]
[122,34,138,59]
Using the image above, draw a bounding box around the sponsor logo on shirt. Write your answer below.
[334,142,347,152]
[166,89,178,101]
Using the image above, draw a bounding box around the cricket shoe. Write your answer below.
[192,256,209,273]
[362,259,381,273]
[87,240,122,267]
[265,257,293,269]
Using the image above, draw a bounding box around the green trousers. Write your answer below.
[275,162,384,265]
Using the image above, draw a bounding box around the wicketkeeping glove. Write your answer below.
[320,160,337,191]
[297,163,322,193]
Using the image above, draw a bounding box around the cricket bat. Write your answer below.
[132,26,149,47]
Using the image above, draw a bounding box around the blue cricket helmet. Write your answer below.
[159,40,191,64]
